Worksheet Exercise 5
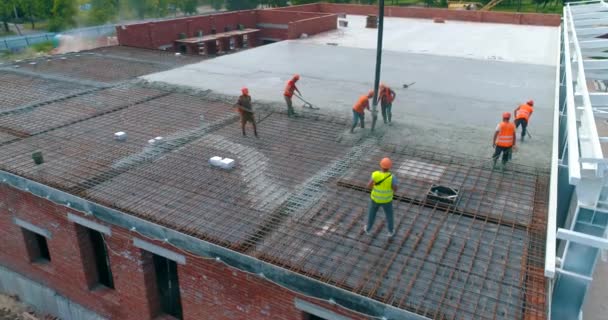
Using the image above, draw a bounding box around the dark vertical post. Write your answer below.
[371,0,385,131]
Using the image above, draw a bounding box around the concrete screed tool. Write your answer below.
[294,93,320,110]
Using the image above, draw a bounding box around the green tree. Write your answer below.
[89,0,119,24]
[19,0,52,29]
[225,0,258,10]
[180,0,198,14]
[210,0,223,10]
[48,0,77,31]
[290,0,315,4]
[439,0,447,7]
[0,0,16,32]
[128,0,148,18]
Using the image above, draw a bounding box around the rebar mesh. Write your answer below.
[0,48,548,320]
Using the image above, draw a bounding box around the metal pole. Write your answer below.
[371,0,385,131]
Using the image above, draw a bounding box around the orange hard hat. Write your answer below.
[293,74,300,81]
[368,90,374,98]
[527,100,534,106]
[502,112,511,119]
[380,157,392,169]
[241,87,249,95]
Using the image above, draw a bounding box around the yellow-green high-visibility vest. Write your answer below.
[371,171,394,204]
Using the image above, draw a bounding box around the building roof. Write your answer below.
[0,44,549,319]
[143,16,559,168]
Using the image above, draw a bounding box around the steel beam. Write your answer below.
[557,228,608,250]
[576,26,608,38]
[578,39,608,49]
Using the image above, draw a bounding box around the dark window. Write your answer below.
[22,228,51,263]
[153,254,183,319]
[303,312,328,320]
[88,228,114,289]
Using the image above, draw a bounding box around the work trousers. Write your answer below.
[381,102,392,123]
[515,118,528,141]
[366,199,394,233]
[240,113,257,137]
[284,96,295,117]
[492,146,512,165]
[351,111,365,131]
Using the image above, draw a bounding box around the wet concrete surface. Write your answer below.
[145,41,556,168]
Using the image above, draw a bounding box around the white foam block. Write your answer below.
[220,158,235,169]
[148,139,157,145]
[114,131,127,141]
[209,156,223,167]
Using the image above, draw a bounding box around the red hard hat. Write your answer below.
[502,112,511,119]
[293,74,300,81]
[241,87,249,95]
[527,100,534,106]
[380,157,392,169]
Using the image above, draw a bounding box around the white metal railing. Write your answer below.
[546,24,562,280]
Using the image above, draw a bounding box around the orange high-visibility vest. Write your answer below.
[352,95,369,114]
[516,103,533,121]
[496,122,516,147]
[284,80,296,97]
[381,87,394,103]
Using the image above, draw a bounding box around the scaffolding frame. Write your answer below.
[549,1,608,319]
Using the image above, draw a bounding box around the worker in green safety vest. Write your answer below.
[364,157,398,238]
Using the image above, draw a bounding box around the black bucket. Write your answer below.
[32,151,44,165]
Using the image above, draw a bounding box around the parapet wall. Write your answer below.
[316,3,561,26]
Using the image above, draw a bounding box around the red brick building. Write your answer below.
[0,3,558,320]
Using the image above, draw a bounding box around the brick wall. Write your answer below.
[288,14,338,40]
[117,11,259,49]
[319,3,561,27]
[257,10,330,25]
[0,184,368,320]
[270,3,322,13]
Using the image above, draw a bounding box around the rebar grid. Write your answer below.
[0,78,548,319]
[89,46,206,66]
[10,52,176,83]
[0,70,94,111]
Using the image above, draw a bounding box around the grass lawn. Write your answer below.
[0,30,16,37]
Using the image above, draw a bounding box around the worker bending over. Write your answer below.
[365,157,397,238]
[492,112,516,171]
[236,87,258,138]
[379,83,396,125]
[283,74,301,117]
[351,91,374,133]
[514,100,534,142]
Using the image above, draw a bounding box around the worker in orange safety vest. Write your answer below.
[351,90,374,133]
[492,112,517,171]
[513,100,534,142]
[283,74,301,117]
[378,83,396,125]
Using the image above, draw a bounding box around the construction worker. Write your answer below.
[364,157,397,237]
[514,100,534,142]
[351,90,374,133]
[283,74,301,117]
[236,87,258,138]
[378,83,396,125]
[492,112,516,171]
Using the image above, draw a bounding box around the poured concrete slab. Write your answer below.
[300,15,559,66]
[144,19,558,168]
